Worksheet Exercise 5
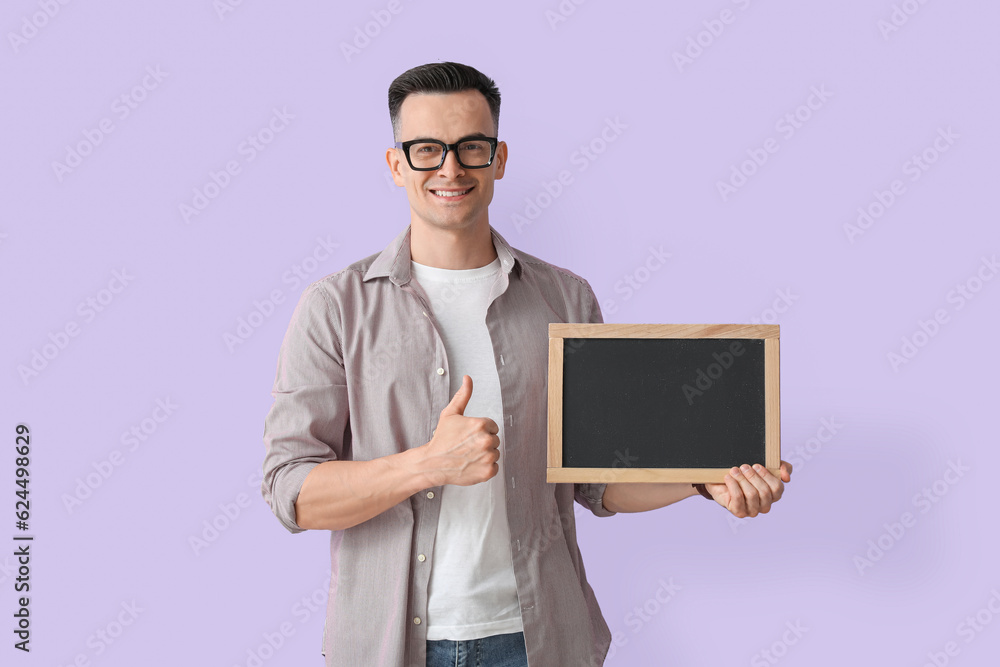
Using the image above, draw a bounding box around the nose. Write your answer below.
[436,147,466,180]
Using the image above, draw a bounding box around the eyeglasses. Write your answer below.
[394,136,498,171]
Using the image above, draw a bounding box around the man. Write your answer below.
[261,61,792,667]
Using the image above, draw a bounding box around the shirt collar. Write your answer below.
[362,224,522,285]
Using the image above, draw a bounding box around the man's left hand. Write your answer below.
[704,461,792,518]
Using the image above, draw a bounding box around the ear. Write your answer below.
[385,146,406,187]
[493,140,508,180]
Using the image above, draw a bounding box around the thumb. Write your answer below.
[442,375,473,417]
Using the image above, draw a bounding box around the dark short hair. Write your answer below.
[388,61,501,140]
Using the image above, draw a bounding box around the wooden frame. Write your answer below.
[547,323,780,484]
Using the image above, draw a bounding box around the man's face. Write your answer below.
[386,90,507,234]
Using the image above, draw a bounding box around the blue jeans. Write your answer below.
[426,631,529,667]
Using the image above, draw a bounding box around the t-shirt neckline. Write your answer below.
[410,257,501,283]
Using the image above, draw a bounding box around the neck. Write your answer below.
[409,219,498,269]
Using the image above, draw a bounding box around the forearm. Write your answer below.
[294,447,430,531]
[602,482,700,513]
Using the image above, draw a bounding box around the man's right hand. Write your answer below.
[418,374,500,488]
[293,374,501,531]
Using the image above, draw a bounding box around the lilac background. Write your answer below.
[3,1,998,665]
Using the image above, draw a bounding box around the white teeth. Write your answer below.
[432,189,470,197]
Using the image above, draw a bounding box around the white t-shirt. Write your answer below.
[410,257,523,641]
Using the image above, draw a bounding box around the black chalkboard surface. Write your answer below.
[547,324,779,484]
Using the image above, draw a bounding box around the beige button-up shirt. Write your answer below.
[261,223,616,666]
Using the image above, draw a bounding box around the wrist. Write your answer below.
[391,446,436,495]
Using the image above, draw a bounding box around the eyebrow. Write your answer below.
[406,132,491,143]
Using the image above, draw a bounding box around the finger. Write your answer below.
[483,418,499,435]
[780,460,793,483]
[724,469,747,517]
[441,375,472,417]
[752,464,784,502]
[732,466,761,517]
[743,465,774,512]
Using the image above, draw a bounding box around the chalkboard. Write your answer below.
[547,324,780,484]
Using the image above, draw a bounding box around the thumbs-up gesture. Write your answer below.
[417,375,501,488]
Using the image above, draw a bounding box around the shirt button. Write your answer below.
[436,367,445,375]
[413,617,422,625]
[426,491,435,499]
[417,554,426,562]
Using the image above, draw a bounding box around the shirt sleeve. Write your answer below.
[572,279,617,518]
[261,282,348,533]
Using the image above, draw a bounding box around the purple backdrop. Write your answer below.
[4,1,998,665]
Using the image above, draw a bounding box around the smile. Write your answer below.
[430,187,473,198]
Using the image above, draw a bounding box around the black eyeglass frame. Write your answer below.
[394,136,499,171]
